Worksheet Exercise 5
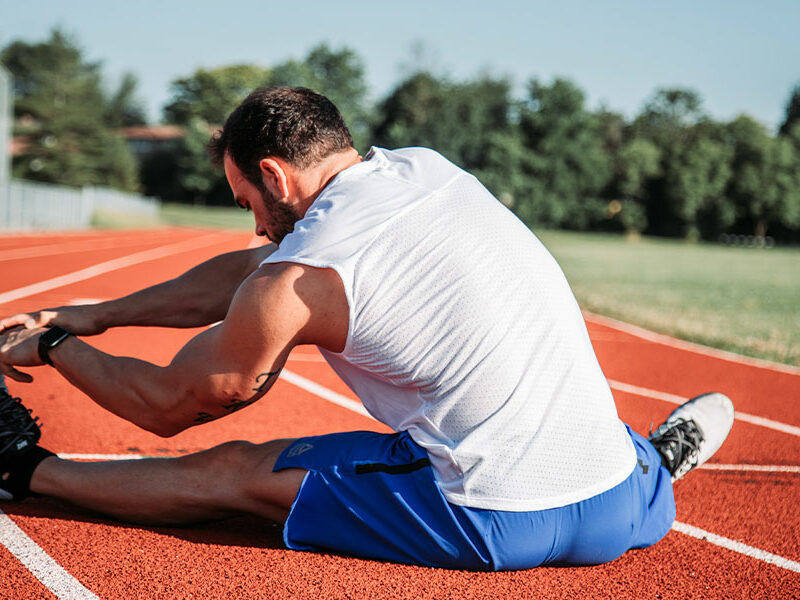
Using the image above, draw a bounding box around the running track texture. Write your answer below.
[0,228,798,599]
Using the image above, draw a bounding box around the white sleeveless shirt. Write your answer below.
[262,147,636,511]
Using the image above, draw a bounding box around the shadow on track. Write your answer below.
[1,497,286,550]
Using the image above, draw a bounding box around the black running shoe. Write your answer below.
[648,392,734,482]
[0,385,42,457]
[0,384,53,501]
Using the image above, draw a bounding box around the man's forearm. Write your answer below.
[46,336,180,436]
[93,244,276,330]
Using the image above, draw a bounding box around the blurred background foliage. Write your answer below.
[4,28,800,242]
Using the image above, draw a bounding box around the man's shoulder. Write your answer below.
[238,261,348,351]
[372,146,465,183]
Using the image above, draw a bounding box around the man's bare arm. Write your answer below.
[0,243,277,335]
[1,262,348,435]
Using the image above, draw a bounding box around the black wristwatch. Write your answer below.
[38,326,74,366]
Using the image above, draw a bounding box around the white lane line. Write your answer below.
[608,379,800,438]
[585,310,800,376]
[0,509,99,599]
[701,464,800,473]
[0,232,227,305]
[59,453,146,460]
[0,231,177,262]
[287,354,328,363]
[672,521,800,573]
[279,369,373,418]
[67,298,104,306]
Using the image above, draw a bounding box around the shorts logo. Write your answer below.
[287,442,314,458]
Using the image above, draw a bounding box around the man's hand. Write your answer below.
[0,326,47,383]
[0,305,105,337]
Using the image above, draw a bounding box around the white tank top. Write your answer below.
[263,147,636,511]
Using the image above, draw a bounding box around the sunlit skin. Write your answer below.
[0,146,358,529]
[224,149,362,243]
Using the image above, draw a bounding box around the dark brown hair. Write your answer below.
[208,86,354,187]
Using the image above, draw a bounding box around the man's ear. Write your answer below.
[259,158,291,198]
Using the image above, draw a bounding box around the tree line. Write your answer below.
[3,29,800,241]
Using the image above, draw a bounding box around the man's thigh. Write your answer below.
[229,438,307,523]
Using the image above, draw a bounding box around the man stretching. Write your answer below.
[0,87,733,570]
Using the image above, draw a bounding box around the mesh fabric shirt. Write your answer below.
[262,147,636,511]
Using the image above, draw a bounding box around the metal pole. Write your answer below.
[0,65,11,228]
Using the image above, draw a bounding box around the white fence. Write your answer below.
[1,179,160,231]
[0,66,160,231]
[0,67,10,212]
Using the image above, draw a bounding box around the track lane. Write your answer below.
[674,471,800,563]
[0,230,207,291]
[587,320,800,426]
[0,231,253,318]
[0,541,58,600]
[0,231,109,252]
[2,230,799,598]
[0,229,187,262]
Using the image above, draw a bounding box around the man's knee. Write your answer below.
[200,439,304,519]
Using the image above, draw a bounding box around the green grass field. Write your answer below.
[91,203,800,368]
[91,203,254,230]
[536,230,800,368]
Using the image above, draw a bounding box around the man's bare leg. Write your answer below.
[29,439,306,526]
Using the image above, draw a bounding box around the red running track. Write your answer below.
[0,228,798,599]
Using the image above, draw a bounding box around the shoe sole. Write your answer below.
[663,392,735,471]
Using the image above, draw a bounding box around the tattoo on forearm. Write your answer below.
[252,370,281,392]
[194,411,214,424]
[221,370,281,413]
[222,397,256,412]
[195,370,282,424]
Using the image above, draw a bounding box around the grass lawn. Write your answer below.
[91,203,800,367]
[159,203,254,230]
[536,230,800,368]
[90,203,253,230]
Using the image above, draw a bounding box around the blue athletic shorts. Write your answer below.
[273,424,675,570]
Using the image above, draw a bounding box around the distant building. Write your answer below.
[118,125,185,160]
[9,125,187,161]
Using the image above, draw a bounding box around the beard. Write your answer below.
[260,188,303,244]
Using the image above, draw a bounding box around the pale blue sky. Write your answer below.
[1,0,798,130]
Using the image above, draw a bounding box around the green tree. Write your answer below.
[1,29,139,191]
[666,130,733,239]
[106,72,147,127]
[514,78,612,229]
[612,137,661,234]
[631,88,733,238]
[755,123,800,236]
[633,88,704,146]
[779,84,800,136]
[472,127,535,210]
[174,118,229,204]
[372,72,515,175]
[268,43,370,150]
[164,64,271,125]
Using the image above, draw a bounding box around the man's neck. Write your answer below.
[295,148,363,213]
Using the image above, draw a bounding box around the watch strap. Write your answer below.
[38,326,74,366]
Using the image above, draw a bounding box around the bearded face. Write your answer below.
[258,184,304,244]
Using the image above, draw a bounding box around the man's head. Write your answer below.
[208,86,354,189]
[208,87,357,242]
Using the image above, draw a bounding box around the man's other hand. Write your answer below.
[0,305,105,337]
[0,326,47,383]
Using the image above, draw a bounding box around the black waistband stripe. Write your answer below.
[355,457,431,475]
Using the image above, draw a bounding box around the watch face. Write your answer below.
[38,327,73,366]
[40,326,69,346]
